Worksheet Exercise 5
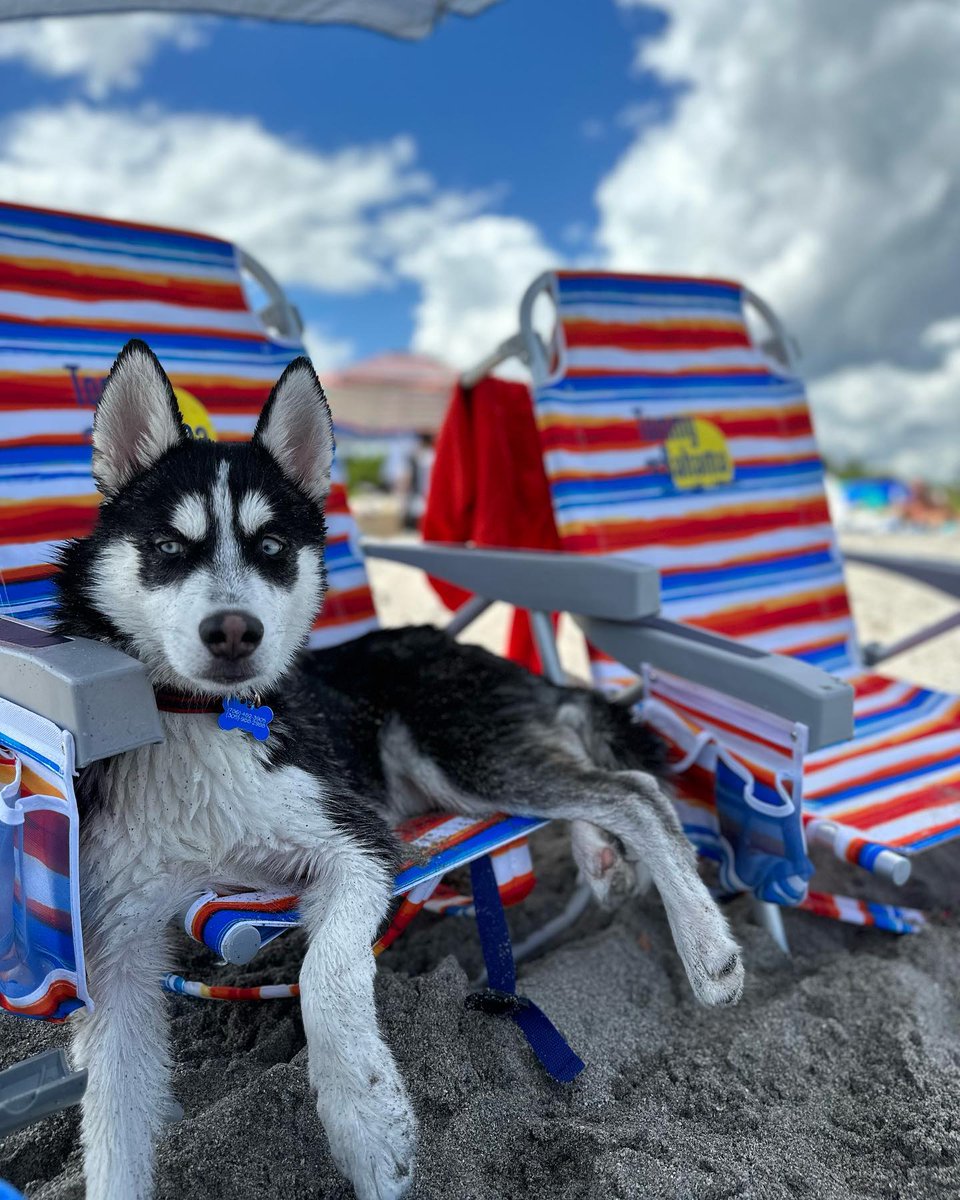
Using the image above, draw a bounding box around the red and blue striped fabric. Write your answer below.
[0,698,87,1022]
[183,812,544,966]
[0,200,377,647]
[805,675,960,853]
[797,890,925,934]
[533,270,960,871]
[536,271,858,683]
[169,817,541,1001]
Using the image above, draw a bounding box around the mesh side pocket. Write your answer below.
[0,723,87,1022]
[714,754,812,905]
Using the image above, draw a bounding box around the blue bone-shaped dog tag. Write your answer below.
[218,697,274,741]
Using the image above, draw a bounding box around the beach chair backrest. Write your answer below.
[0,201,376,648]
[524,271,860,678]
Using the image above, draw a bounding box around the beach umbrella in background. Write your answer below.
[327,353,456,437]
[0,0,497,37]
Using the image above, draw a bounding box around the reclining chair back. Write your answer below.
[525,270,860,682]
[521,270,959,893]
[0,200,376,644]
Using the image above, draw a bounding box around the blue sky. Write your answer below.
[0,0,674,359]
[0,1,959,479]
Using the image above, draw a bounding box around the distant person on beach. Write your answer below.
[899,479,954,529]
[401,431,436,531]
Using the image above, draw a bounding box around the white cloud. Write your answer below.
[0,15,204,98]
[811,321,960,480]
[302,324,355,374]
[393,213,555,368]
[600,0,960,479]
[0,101,557,371]
[0,104,433,293]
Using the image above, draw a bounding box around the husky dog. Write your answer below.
[55,340,744,1200]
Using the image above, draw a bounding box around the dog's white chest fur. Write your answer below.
[85,713,327,891]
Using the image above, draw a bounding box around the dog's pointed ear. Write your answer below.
[92,340,186,496]
[253,358,335,504]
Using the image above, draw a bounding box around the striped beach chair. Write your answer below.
[0,202,580,1080]
[447,270,954,938]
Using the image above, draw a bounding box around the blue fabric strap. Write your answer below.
[467,855,585,1083]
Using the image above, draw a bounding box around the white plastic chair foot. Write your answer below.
[752,897,790,954]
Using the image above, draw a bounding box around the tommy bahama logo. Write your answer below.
[64,365,216,441]
[634,409,735,491]
[65,364,107,408]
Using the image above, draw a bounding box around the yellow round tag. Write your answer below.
[665,417,734,490]
[174,387,217,442]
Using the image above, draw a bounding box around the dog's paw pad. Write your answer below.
[572,825,637,910]
[692,946,744,1008]
[715,953,741,979]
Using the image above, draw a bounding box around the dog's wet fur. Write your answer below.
[55,340,743,1200]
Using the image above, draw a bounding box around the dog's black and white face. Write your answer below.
[62,340,335,695]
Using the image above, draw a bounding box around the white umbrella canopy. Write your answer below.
[325,352,457,434]
[0,0,498,38]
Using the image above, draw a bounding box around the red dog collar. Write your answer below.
[153,688,223,715]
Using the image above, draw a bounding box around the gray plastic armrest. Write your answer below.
[361,541,661,621]
[577,615,854,751]
[0,1050,86,1138]
[843,551,960,600]
[0,618,163,767]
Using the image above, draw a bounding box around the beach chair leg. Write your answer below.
[752,897,790,954]
[530,609,565,685]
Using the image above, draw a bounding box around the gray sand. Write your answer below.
[2,537,959,1198]
[2,829,959,1200]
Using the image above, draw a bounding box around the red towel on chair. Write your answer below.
[422,377,559,672]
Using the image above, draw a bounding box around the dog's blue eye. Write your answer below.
[260,535,284,557]
[156,540,184,556]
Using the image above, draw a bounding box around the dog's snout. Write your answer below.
[199,610,264,660]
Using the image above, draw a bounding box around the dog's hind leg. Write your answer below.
[422,755,741,1008]
[71,887,174,1200]
[298,837,417,1200]
[379,716,739,1007]
[530,766,742,1007]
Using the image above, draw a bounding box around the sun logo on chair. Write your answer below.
[664,416,734,490]
[173,387,217,441]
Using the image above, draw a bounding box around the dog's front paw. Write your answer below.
[319,1068,417,1200]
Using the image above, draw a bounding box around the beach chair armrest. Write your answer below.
[0,618,163,767]
[575,615,854,751]
[843,551,960,599]
[361,540,661,621]
[0,1050,86,1138]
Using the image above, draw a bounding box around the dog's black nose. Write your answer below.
[199,611,264,660]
